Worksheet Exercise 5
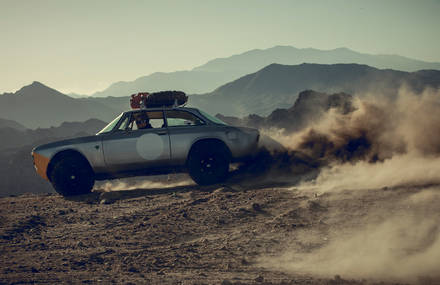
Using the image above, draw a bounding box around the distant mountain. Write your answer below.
[216,90,354,133]
[89,71,233,98]
[0,118,27,131]
[0,119,107,197]
[4,61,440,129]
[0,82,129,128]
[195,46,440,74]
[189,63,440,116]
[0,118,107,151]
[67,92,90,98]
[87,46,440,98]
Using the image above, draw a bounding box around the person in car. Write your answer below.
[135,113,153,129]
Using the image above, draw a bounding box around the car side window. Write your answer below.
[166,110,205,127]
[128,111,165,131]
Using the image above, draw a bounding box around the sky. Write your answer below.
[1,0,439,95]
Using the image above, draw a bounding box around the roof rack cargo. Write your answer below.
[130,91,188,109]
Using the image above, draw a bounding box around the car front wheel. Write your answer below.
[50,156,95,196]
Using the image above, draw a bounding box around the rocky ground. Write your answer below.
[1,174,439,285]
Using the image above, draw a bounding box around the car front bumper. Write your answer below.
[32,151,50,181]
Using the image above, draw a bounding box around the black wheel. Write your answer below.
[50,156,95,196]
[187,142,230,185]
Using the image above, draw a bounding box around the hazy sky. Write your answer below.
[1,0,439,94]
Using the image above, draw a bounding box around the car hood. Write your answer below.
[33,135,101,152]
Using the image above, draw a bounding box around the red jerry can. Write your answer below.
[130,92,150,109]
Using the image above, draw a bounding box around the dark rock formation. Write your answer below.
[217,90,354,134]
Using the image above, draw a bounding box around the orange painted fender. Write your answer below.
[33,152,50,181]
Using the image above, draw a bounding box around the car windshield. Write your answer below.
[198,110,228,125]
[97,113,123,134]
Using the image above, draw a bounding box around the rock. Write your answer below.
[252,203,262,212]
[100,199,113,205]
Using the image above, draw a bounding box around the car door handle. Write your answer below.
[157,131,167,136]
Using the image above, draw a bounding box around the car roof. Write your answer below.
[123,106,200,114]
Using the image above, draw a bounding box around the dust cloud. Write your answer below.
[290,87,440,192]
[260,187,440,283]
[269,87,440,163]
[297,154,440,193]
[95,175,194,192]
[254,88,440,186]
[259,88,440,282]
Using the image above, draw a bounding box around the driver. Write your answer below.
[135,112,152,129]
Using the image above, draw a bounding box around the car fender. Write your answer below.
[187,137,232,162]
[46,148,94,181]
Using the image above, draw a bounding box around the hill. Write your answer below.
[86,45,440,98]
[0,118,107,151]
[0,118,26,131]
[0,82,128,128]
[189,63,440,116]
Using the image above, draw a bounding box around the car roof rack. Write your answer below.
[130,91,188,109]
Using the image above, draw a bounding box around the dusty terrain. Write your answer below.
[1,173,439,284]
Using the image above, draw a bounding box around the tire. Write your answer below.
[187,142,230,185]
[50,156,95,196]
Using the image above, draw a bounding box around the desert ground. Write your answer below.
[1,170,439,284]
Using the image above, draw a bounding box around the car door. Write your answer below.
[165,110,207,166]
[102,111,171,173]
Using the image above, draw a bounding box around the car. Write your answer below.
[32,105,260,196]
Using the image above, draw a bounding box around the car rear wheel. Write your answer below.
[50,156,95,196]
[188,142,230,185]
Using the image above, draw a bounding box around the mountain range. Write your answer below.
[0,82,128,128]
[189,63,440,116]
[0,118,27,131]
[2,63,440,128]
[84,46,440,98]
[0,118,107,151]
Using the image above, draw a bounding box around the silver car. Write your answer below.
[32,107,260,196]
